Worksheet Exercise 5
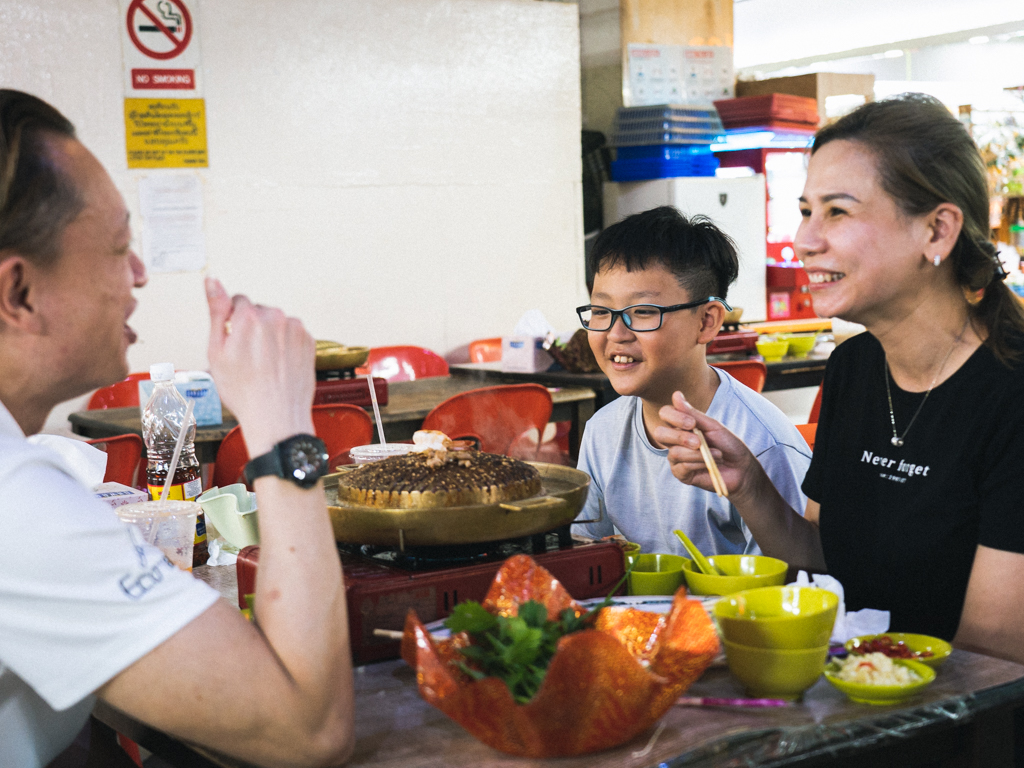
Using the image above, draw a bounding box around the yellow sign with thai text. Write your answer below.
[124,98,208,168]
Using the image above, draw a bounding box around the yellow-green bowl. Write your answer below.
[756,337,789,362]
[824,657,936,705]
[845,634,952,669]
[722,638,828,699]
[714,586,839,649]
[621,541,642,571]
[781,333,817,358]
[628,553,686,596]
[681,554,788,596]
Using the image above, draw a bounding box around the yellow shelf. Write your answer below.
[743,318,832,335]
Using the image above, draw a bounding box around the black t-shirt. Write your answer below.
[802,332,1024,640]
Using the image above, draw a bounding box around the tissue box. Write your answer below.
[139,373,223,426]
[501,336,554,373]
[95,482,149,508]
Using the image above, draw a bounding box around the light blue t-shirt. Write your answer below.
[572,368,811,557]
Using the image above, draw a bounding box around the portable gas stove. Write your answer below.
[707,326,759,356]
[313,370,388,407]
[236,531,625,665]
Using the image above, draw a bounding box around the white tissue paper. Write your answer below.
[513,309,557,338]
[503,310,558,373]
[27,434,107,489]
[206,535,238,566]
[790,571,890,644]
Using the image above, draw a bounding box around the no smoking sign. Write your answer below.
[120,0,203,95]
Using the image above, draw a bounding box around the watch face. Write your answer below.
[284,436,328,484]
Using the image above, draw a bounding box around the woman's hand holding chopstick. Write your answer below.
[655,391,756,501]
[657,391,827,571]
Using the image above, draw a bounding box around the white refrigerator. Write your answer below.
[603,176,768,323]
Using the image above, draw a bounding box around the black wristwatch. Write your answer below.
[243,434,330,489]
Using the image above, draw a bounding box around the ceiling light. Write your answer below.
[969,35,990,45]
[883,49,904,58]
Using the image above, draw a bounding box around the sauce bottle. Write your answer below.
[142,363,207,567]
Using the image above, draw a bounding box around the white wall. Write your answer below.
[0,0,586,433]
[734,0,1024,69]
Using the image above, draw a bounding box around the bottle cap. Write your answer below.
[150,362,175,381]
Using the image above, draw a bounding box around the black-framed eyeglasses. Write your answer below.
[576,297,732,332]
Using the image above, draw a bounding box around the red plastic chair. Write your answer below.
[711,360,767,393]
[808,383,823,424]
[311,403,374,468]
[796,422,817,450]
[87,372,150,410]
[87,434,145,488]
[211,425,250,489]
[421,384,553,457]
[469,337,503,363]
[356,345,449,382]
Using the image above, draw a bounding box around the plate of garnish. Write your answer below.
[845,633,952,668]
[824,652,935,705]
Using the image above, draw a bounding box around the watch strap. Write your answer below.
[243,434,328,487]
[243,446,284,485]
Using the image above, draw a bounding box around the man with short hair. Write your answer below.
[0,89,354,767]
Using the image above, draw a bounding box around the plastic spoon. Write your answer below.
[674,529,723,576]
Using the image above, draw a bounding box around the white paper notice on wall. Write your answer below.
[119,0,204,97]
[138,173,206,273]
[625,44,733,107]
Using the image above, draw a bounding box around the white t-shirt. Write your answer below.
[0,402,219,767]
[572,368,811,557]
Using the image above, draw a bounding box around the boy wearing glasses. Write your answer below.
[571,206,811,557]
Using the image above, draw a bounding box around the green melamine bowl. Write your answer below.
[824,657,936,705]
[845,633,952,669]
[722,638,828,699]
[714,586,839,649]
[681,554,788,596]
[628,553,686,595]
[781,333,817,358]
[756,337,789,362]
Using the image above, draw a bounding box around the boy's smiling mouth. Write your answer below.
[612,354,635,364]
[807,270,845,285]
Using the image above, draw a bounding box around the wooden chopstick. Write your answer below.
[694,428,728,498]
[373,628,446,642]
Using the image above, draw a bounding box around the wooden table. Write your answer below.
[68,377,597,464]
[94,565,1024,768]
[449,353,829,413]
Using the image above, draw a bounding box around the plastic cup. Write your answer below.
[116,500,199,572]
[348,444,418,464]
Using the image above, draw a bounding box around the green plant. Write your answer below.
[444,565,632,704]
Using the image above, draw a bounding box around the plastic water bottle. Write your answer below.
[142,362,207,567]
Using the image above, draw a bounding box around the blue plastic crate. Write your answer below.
[615,145,717,161]
[611,147,719,181]
[615,104,720,122]
[613,107,726,148]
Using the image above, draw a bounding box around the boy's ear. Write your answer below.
[697,302,725,345]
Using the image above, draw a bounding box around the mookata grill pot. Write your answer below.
[324,462,590,548]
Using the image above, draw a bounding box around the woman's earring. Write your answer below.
[933,254,942,266]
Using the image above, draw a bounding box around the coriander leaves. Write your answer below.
[443,563,633,704]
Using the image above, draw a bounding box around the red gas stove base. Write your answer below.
[237,539,626,665]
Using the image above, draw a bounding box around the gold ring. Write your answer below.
[224,320,233,335]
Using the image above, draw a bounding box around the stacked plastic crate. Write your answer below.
[610,105,725,182]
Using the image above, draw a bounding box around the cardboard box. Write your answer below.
[501,336,554,373]
[735,73,875,125]
[94,482,149,508]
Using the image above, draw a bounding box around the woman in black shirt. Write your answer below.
[656,93,1024,667]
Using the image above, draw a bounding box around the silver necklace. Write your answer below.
[883,318,968,448]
